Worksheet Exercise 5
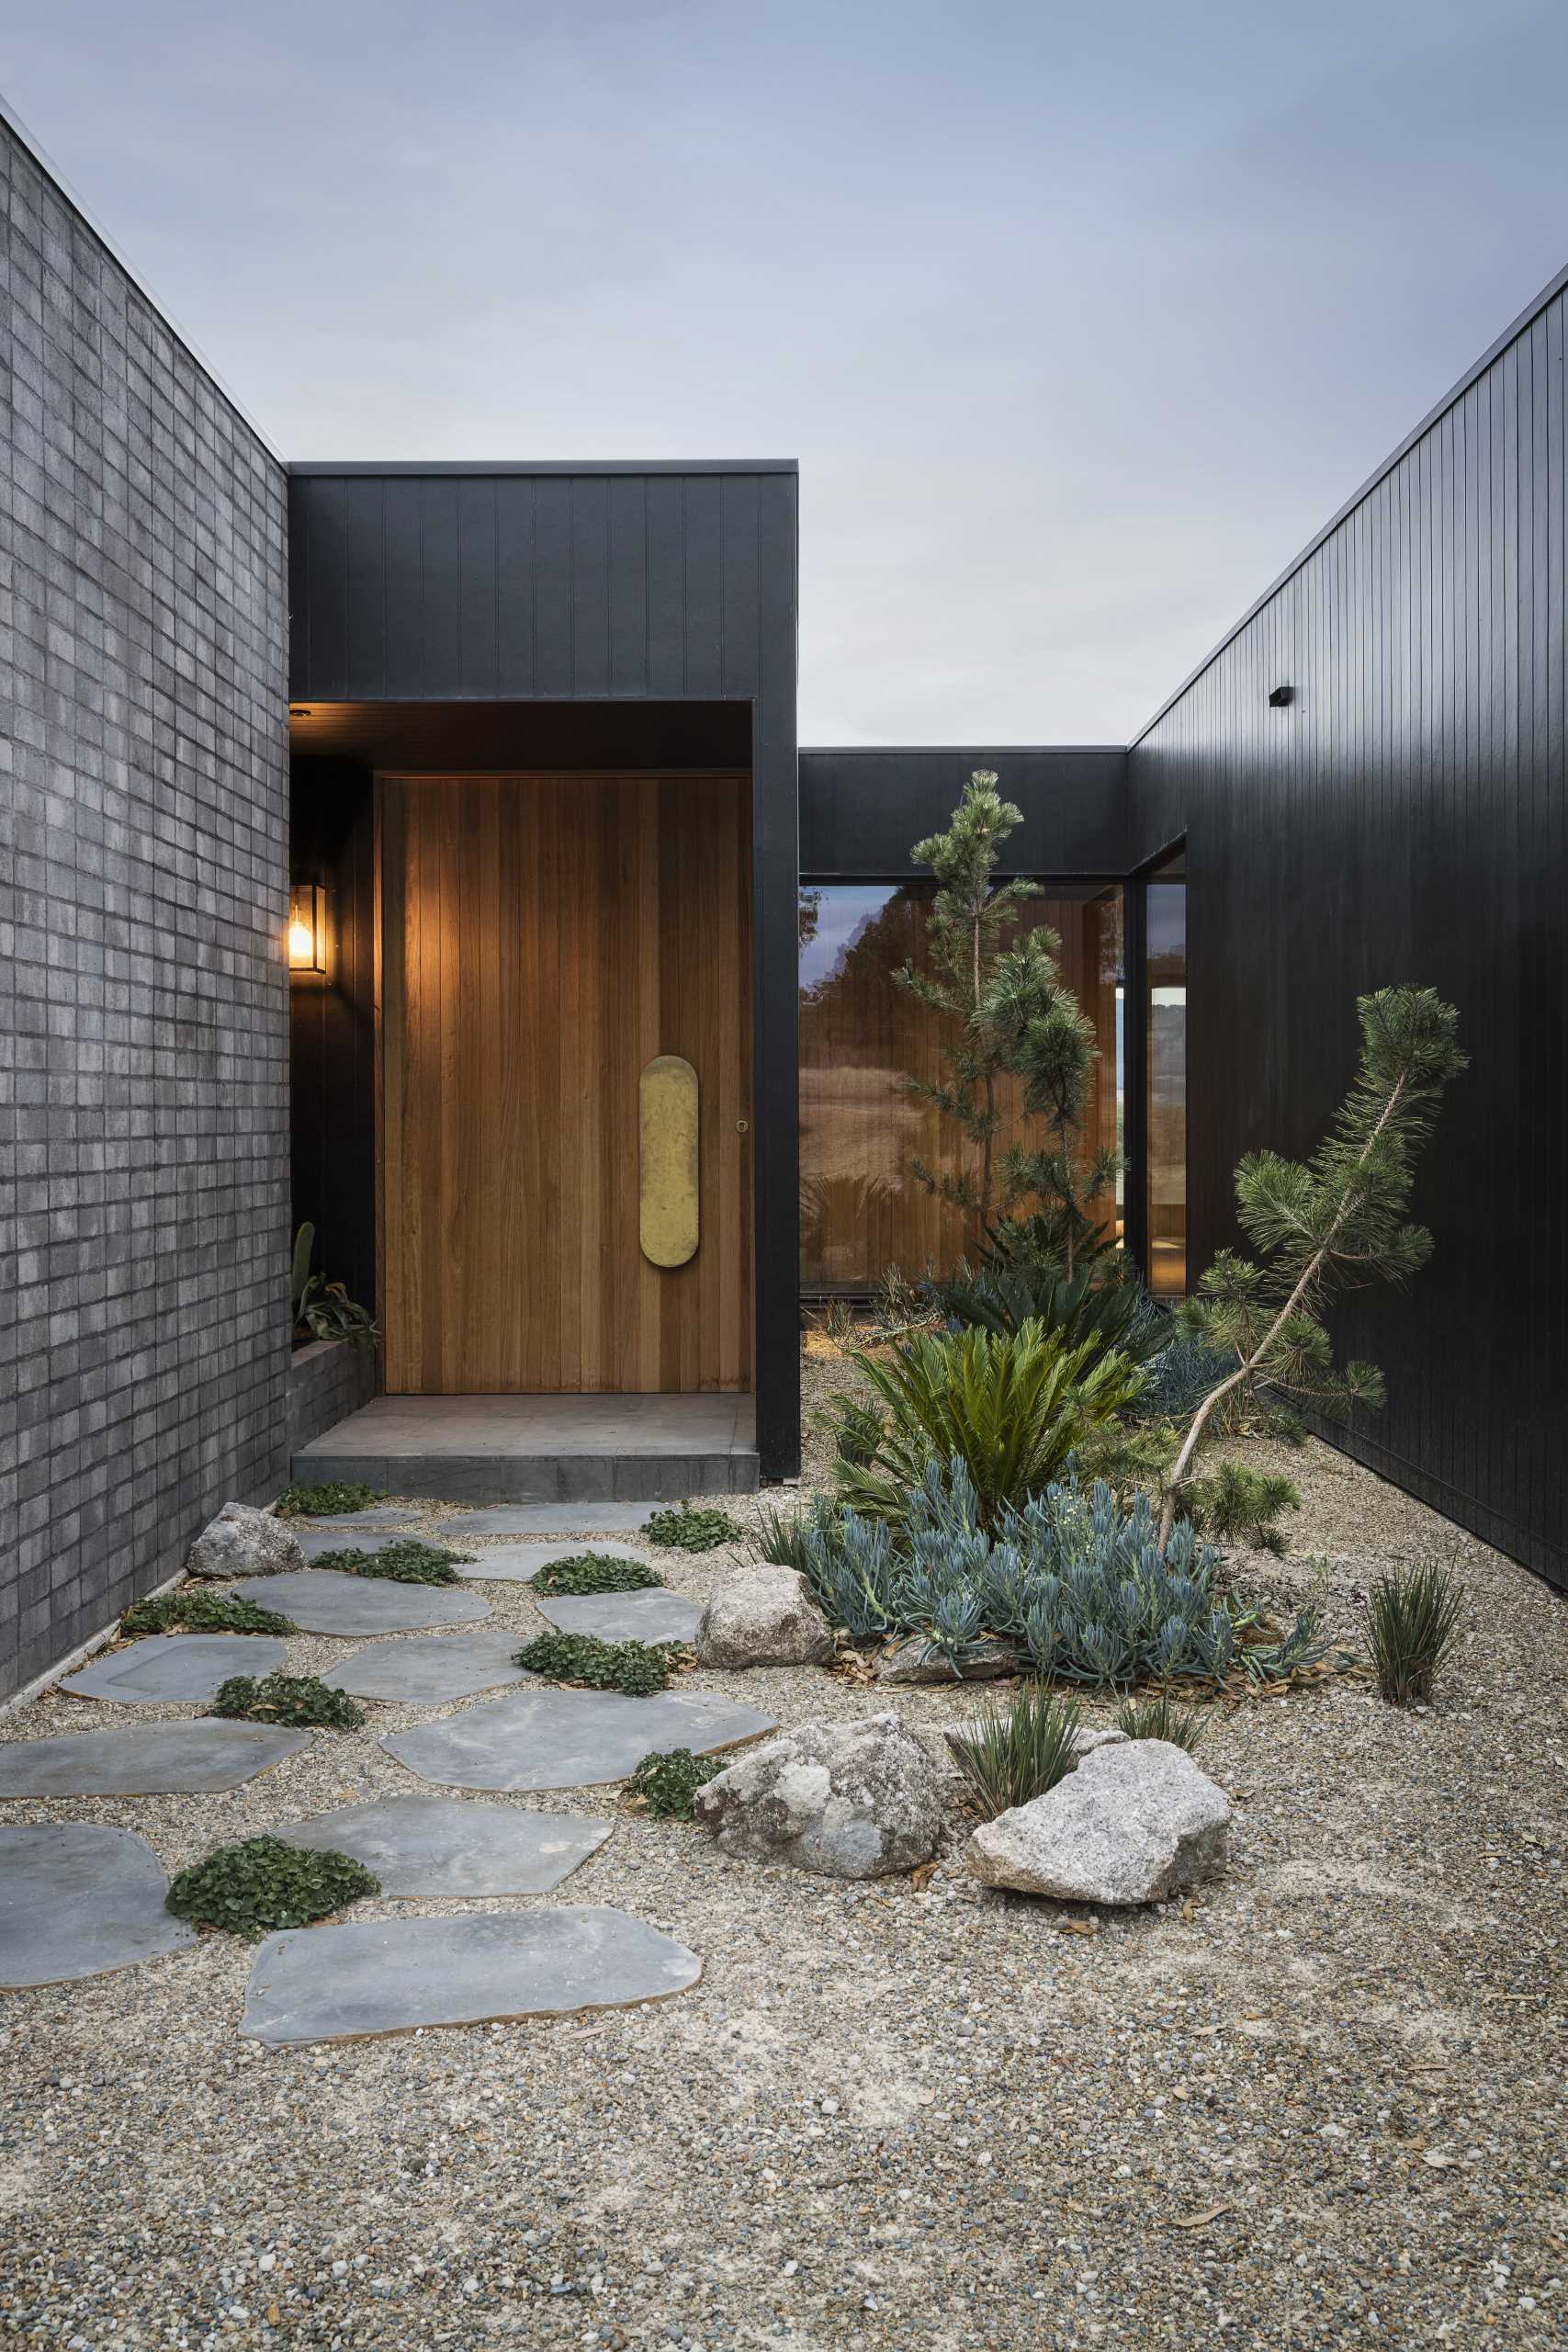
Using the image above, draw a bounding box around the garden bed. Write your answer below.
[1,1343,1564,2347]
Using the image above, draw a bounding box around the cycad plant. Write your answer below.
[932,1259,1166,1366]
[1162,988,1465,1544]
[832,1320,1145,1532]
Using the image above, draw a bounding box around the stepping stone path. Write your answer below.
[276,1795,612,1895]
[459,1540,648,1584]
[446,1503,656,1539]
[240,1906,702,2047]
[0,1720,309,1798]
[61,1633,288,1704]
[536,1590,703,1645]
[295,1509,420,1532]
[230,1570,492,1636]
[290,1525,433,1564]
[385,1687,775,1792]
[324,1631,535,1705]
[0,1825,196,1989]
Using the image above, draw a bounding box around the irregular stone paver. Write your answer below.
[276,1796,612,1895]
[289,1525,434,1563]
[459,1540,649,1584]
[446,1504,654,1538]
[324,1632,535,1705]
[229,1570,491,1636]
[61,1634,288,1704]
[0,1825,196,1989]
[0,1721,309,1798]
[535,1590,703,1645]
[240,1906,702,2047]
[294,1509,418,1532]
[384,1688,775,1792]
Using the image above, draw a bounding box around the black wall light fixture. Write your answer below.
[1268,684,1294,707]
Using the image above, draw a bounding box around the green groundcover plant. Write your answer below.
[623,1747,723,1818]
[166,1835,379,1940]
[275,1480,384,1518]
[209,1672,365,1730]
[514,1632,688,1696]
[642,1503,744,1552]
[529,1554,666,1596]
[310,1539,471,1586]
[120,1589,298,1638]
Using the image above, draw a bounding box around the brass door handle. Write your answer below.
[639,1057,699,1267]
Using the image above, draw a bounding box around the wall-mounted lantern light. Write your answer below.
[288,882,329,974]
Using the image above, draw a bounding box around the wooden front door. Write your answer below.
[379,774,752,1394]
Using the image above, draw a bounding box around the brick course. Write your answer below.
[1,121,291,1693]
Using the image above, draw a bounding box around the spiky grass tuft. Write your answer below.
[1114,1693,1211,1752]
[1366,1561,1465,1704]
[949,1685,1083,1820]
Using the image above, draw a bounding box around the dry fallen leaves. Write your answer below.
[1168,2202,1233,2231]
[830,1649,878,1686]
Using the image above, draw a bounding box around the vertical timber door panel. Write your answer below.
[380,774,752,1394]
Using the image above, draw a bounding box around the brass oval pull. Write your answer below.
[639,1056,699,1267]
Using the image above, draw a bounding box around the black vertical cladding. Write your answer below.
[1126,271,1568,1592]
[288,462,802,1480]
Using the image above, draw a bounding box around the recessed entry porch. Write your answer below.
[290,1392,758,1502]
[289,698,767,1502]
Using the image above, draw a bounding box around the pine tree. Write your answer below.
[978,927,1120,1279]
[1160,986,1466,1544]
[895,772,1038,1223]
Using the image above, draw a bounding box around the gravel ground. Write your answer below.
[2,1349,1566,2349]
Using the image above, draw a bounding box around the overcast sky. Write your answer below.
[8,2,1568,742]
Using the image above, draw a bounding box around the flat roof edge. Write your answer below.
[1130,256,1568,749]
[288,459,799,478]
[800,742,1126,756]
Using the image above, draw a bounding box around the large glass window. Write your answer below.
[1145,849,1187,1298]
[798,882,1123,1289]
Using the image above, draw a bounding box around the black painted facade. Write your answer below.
[1126,272,1568,1594]
[288,463,801,1481]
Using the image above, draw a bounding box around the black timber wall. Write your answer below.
[1,118,292,1693]
[1127,270,1568,1592]
[288,464,801,1478]
[800,746,1127,875]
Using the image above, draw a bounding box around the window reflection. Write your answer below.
[1146,851,1187,1298]
[798,883,1124,1290]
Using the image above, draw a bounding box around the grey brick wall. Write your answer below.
[1,121,292,1695]
[287,1338,378,1465]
